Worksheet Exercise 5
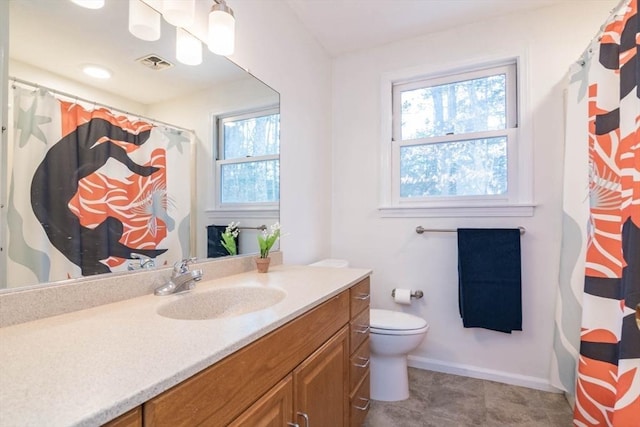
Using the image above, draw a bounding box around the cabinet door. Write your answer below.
[102,407,141,427]
[228,375,293,427]
[293,326,349,427]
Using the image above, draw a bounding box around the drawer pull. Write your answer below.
[354,293,370,301]
[287,423,300,427]
[353,397,371,411]
[355,325,370,334]
[297,411,310,427]
[353,356,370,368]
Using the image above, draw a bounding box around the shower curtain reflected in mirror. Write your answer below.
[5,86,193,287]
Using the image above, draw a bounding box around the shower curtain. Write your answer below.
[7,86,193,286]
[554,0,639,425]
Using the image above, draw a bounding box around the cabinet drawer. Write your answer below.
[349,337,370,393]
[350,372,370,427]
[349,277,370,318]
[349,308,370,354]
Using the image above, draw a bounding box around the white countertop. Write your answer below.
[0,265,371,427]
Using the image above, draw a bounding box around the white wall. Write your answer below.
[331,2,617,390]
[9,60,146,114]
[226,1,334,265]
[146,76,279,258]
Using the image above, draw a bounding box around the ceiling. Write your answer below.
[8,0,250,105]
[8,0,609,103]
[285,0,578,56]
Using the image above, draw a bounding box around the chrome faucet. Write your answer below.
[128,253,156,270]
[154,258,203,296]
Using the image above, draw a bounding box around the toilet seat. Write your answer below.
[370,309,429,336]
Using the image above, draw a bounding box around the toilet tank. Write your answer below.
[309,259,349,268]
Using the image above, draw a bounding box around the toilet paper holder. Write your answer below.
[391,289,424,299]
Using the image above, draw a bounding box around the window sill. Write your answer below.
[206,208,279,219]
[378,203,536,218]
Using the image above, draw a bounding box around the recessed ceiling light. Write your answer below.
[70,0,105,9]
[82,65,112,79]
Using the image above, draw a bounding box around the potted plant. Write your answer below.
[256,222,281,273]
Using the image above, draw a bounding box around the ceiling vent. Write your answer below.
[136,54,174,71]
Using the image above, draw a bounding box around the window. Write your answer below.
[382,59,533,216]
[215,107,280,209]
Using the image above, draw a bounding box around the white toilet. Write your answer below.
[369,309,429,401]
[309,259,429,402]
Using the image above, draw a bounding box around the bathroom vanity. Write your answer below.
[0,265,371,427]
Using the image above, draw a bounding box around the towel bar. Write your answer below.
[415,226,526,235]
[206,225,266,231]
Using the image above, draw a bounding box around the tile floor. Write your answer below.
[363,368,573,427]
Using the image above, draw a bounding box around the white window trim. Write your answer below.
[379,53,535,218]
[205,207,279,220]
[212,106,280,212]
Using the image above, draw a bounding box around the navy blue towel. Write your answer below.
[457,228,522,333]
[207,225,239,258]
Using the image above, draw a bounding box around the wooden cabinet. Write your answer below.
[102,407,141,427]
[230,327,349,427]
[143,291,349,427]
[349,276,371,425]
[136,276,371,427]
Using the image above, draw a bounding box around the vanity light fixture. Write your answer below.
[70,0,105,9]
[208,0,235,56]
[126,0,236,58]
[128,0,161,42]
[82,65,112,79]
[162,0,195,28]
[176,27,203,66]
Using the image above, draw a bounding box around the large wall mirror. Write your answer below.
[0,0,280,290]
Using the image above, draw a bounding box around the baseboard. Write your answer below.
[564,391,576,408]
[407,355,563,393]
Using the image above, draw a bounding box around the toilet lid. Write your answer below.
[370,309,427,331]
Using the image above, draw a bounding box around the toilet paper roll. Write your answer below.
[393,288,412,305]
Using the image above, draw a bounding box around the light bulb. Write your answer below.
[208,2,235,56]
[128,0,161,41]
[176,27,202,66]
[83,65,112,79]
[162,0,195,27]
[70,0,105,9]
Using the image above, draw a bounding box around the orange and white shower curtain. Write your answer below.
[555,0,639,425]
[6,87,192,287]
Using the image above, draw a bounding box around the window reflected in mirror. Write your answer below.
[216,107,280,207]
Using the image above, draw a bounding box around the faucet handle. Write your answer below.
[173,257,197,273]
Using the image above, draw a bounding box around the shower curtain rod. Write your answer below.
[575,0,628,66]
[10,76,195,134]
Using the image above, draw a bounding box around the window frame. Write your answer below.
[379,56,534,217]
[213,105,280,213]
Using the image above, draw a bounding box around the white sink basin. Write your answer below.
[157,287,286,320]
